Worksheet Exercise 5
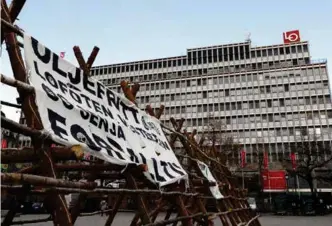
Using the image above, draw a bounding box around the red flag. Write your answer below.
[1,139,7,149]
[60,52,65,58]
[240,150,246,168]
[84,154,91,160]
[263,151,269,169]
[290,153,296,169]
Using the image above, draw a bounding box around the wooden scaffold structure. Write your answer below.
[1,1,261,225]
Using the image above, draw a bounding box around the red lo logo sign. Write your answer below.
[283,30,300,44]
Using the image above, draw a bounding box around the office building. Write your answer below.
[91,31,332,164]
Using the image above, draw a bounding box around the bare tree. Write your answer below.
[284,132,332,205]
[252,142,268,194]
[198,116,242,167]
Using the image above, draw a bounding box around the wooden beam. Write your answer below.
[1,73,34,92]
[1,146,84,163]
[70,45,101,223]
[86,46,99,71]
[1,173,97,189]
[0,0,25,43]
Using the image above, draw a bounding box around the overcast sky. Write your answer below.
[1,0,332,122]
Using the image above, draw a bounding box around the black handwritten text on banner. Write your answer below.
[24,35,187,187]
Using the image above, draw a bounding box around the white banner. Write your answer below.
[197,160,224,199]
[24,35,187,187]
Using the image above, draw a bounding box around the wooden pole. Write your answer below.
[69,45,102,223]
[1,146,84,163]
[1,173,97,189]
[2,1,73,224]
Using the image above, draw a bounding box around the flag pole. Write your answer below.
[241,150,246,189]
[242,167,244,189]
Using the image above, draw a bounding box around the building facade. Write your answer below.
[91,35,332,164]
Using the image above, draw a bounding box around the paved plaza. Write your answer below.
[3,212,331,226]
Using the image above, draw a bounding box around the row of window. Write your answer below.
[92,44,308,76]
[160,110,332,125]
[101,60,316,89]
[138,88,330,106]
[228,127,330,139]
[163,98,330,115]
[234,141,331,162]
[101,58,310,85]
[137,81,329,97]
[109,66,326,94]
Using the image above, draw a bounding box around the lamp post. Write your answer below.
[285,174,289,192]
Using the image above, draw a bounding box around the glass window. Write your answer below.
[279,47,284,54]
[297,45,302,53]
[262,49,267,57]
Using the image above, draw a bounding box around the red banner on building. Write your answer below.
[290,153,296,169]
[1,139,8,149]
[262,170,287,191]
[263,151,269,169]
[240,150,246,168]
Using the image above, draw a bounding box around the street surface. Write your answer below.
[2,212,331,225]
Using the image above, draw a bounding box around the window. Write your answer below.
[203,91,207,98]
[279,47,284,54]
[256,50,261,57]
[240,46,245,59]
[213,49,218,62]
[279,99,285,107]
[291,46,296,53]
[229,47,233,61]
[262,49,267,57]
[172,59,177,67]
[218,48,223,61]
[177,59,182,67]
[255,101,260,108]
[234,47,239,60]
[251,51,256,58]
[273,48,278,55]
[225,90,230,96]
[285,47,290,54]
[223,48,228,61]
[266,86,271,93]
[268,49,273,56]
[268,115,273,122]
[284,84,289,92]
[237,103,242,110]
[192,52,197,64]
[297,45,302,53]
